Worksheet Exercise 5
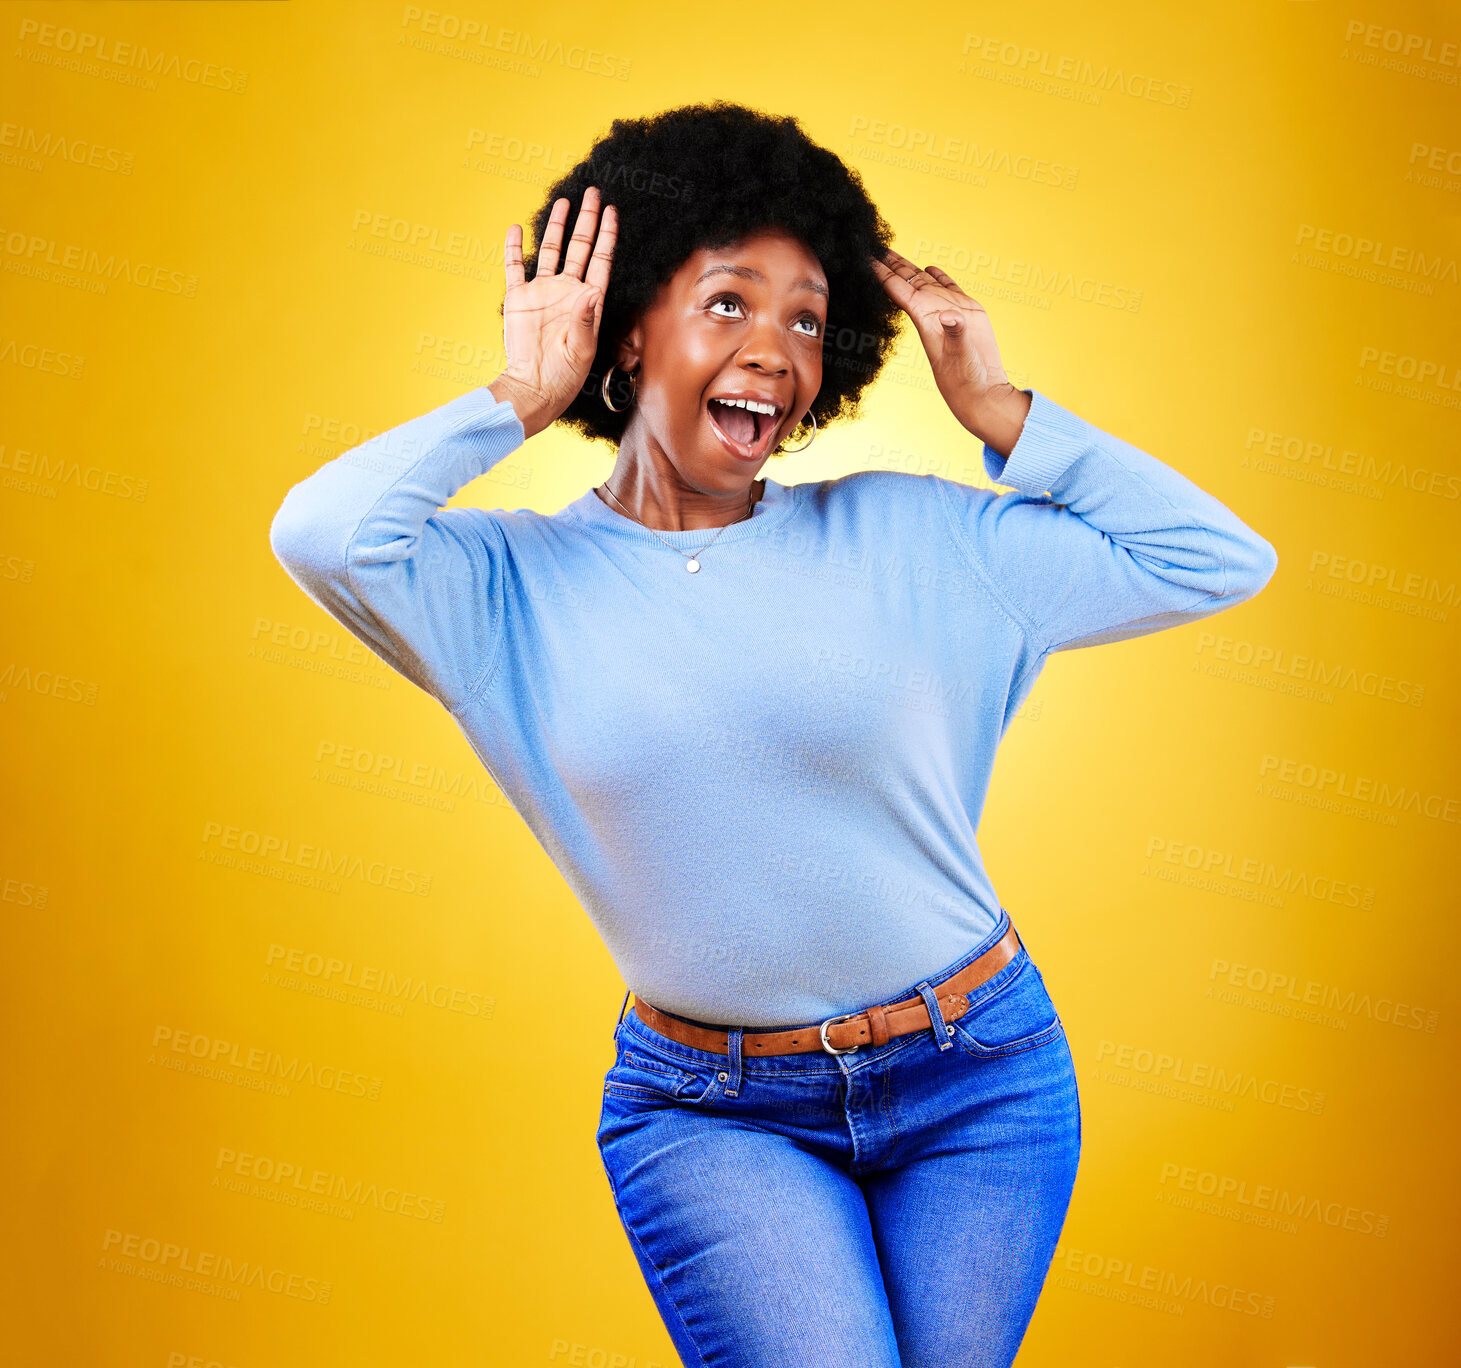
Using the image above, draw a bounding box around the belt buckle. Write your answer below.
[819,1012,861,1055]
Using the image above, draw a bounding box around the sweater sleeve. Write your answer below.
[268,386,526,712]
[937,389,1279,655]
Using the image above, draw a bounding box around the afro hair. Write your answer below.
[504,100,904,451]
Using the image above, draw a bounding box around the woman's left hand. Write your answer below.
[870,248,1025,443]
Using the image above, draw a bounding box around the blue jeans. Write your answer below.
[595,909,1082,1368]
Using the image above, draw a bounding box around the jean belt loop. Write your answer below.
[915,980,954,1051]
[615,987,631,1028]
[725,1026,744,1098]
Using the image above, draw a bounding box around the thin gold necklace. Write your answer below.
[599,479,761,573]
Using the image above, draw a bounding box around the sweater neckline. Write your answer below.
[562,476,799,547]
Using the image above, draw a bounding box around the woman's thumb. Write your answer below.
[579,287,601,329]
[939,310,964,334]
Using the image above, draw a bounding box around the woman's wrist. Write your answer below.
[487,373,554,440]
[963,383,1032,460]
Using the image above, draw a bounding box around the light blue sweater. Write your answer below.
[269,386,1278,1027]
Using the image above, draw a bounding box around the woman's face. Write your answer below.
[616,228,827,489]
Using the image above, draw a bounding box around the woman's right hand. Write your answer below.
[488,186,618,440]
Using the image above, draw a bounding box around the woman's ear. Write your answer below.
[616,322,643,373]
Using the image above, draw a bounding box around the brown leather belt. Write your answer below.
[631,923,1023,1057]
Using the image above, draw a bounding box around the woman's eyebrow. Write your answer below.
[693,263,828,297]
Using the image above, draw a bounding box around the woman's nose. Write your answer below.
[733,312,795,373]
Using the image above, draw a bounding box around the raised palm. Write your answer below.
[870,247,1014,435]
[499,186,618,423]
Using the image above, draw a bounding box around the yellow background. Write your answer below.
[3,1,1457,1363]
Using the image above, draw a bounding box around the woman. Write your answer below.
[270,102,1278,1367]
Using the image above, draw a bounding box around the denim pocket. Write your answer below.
[604,1040,715,1104]
[947,957,1064,1059]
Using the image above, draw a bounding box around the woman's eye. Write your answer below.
[707,296,821,337]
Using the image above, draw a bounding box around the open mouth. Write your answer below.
[706,396,784,462]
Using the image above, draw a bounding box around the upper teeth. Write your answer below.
[716,398,778,416]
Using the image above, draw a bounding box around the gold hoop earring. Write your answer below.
[601,365,638,413]
[779,410,817,453]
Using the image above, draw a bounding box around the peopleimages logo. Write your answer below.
[1258,753,1461,824]
[0,442,149,500]
[1343,19,1461,72]
[398,7,631,79]
[956,34,1193,107]
[1194,631,1425,707]
[1049,1242,1274,1317]
[200,820,431,896]
[1242,424,1461,499]
[1095,1040,1325,1114]
[100,1229,329,1302]
[1210,958,1438,1033]
[1157,1161,1390,1238]
[0,121,135,174]
[1144,836,1375,910]
[0,226,199,296]
[215,1146,446,1222]
[1294,223,1458,290]
[265,942,496,1021]
[1307,549,1458,622]
[15,19,249,92]
[151,1024,384,1100]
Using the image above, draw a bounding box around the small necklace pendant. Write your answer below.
[686,558,700,573]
